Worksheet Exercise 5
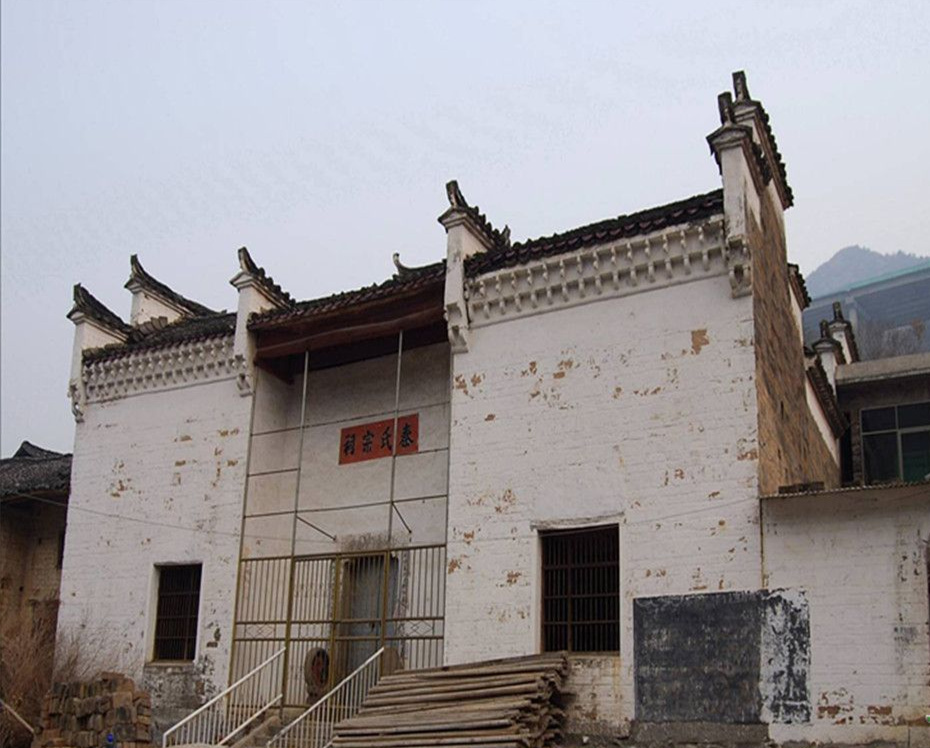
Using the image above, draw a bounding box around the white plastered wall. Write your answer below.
[242,343,451,558]
[804,380,840,464]
[444,273,761,732]
[763,487,930,746]
[57,371,251,695]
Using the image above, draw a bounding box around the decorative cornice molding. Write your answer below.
[464,217,734,327]
[81,334,242,403]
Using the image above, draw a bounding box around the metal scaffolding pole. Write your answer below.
[281,350,311,705]
[380,330,405,653]
[385,330,405,547]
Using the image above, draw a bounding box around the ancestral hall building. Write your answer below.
[58,73,930,746]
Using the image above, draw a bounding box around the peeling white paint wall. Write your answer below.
[764,487,930,746]
[241,343,450,559]
[58,372,251,699]
[444,273,761,730]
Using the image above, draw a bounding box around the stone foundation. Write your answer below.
[32,673,153,748]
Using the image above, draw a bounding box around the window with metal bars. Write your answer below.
[541,525,619,653]
[153,564,202,661]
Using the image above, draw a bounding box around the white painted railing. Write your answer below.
[266,648,384,748]
[163,647,285,748]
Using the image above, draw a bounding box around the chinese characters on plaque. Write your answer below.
[338,414,419,465]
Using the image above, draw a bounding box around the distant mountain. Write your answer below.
[805,246,928,299]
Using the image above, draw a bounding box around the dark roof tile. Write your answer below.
[1,442,72,499]
[249,260,445,330]
[84,312,236,363]
[465,189,724,278]
[68,284,131,334]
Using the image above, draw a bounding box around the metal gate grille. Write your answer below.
[231,544,445,707]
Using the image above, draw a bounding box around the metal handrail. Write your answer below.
[267,647,384,748]
[163,647,285,748]
[0,697,36,736]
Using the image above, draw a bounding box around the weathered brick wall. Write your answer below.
[0,499,65,635]
[1,505,33,633]
[445,274,762,733]
[57,375,251,719]
[749,192,840,494]
[763,486,930,746]
[32,673,152,748]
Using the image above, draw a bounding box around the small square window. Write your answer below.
[153,564,202,661]
[541,525,619,653]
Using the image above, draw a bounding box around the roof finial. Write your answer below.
[832,301,844,321]
[446,180,468,209]
[732,71,750,102]
[238,247,259,274]
[717,91,735,125]
[392,252,413,279]
[129,253,145,279]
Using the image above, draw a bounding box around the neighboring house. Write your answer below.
[57,71,929,747]
[803,261,930,359]
[836,352,930,485]
[0,442,71,638]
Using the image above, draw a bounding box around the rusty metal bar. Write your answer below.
[281,350,311,708]
[232,545,445,706]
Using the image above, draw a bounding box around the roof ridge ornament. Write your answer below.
[69,283,131,334]
[234,247,294,307]
[392,252,414,279]
[733,70,751,102]
[718,92,735,126]
[446,180,468,209]
[440,179,510,251]
[126,254,216,317]
[725,70,794,208]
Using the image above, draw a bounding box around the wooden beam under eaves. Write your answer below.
[254,302,445,361]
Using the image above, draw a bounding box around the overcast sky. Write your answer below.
[2,0,929,455]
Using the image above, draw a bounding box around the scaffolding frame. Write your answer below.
[229,330,450,706]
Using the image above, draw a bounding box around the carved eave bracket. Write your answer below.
[724,235,753,298]
[444,287,471,354]
[68,380,86,423]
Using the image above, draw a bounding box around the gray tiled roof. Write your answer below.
[465,189,724,278]
[0,441,72,499]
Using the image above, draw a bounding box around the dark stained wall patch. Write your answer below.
[761,589,811,723]
[634,589,810,725]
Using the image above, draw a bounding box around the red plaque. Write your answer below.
[338,414,419,465]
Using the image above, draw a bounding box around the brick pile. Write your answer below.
[32,673,153,748]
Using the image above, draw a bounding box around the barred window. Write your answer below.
[153,564,202,661]
[541,525,619,653]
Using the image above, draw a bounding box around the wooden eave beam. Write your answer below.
[254,285,444,361]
